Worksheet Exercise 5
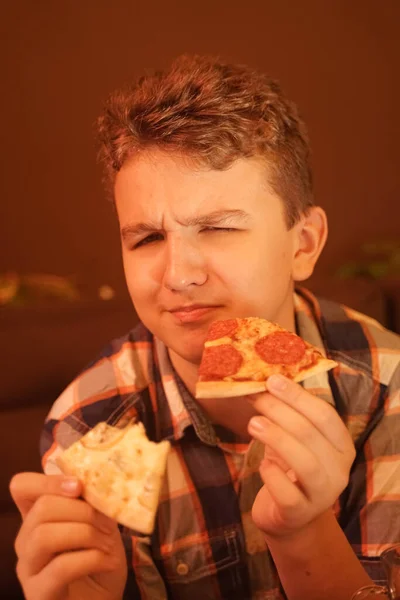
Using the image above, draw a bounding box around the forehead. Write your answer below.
[114,151,281,222]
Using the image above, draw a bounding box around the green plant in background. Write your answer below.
[336,240,400,280]
[0,273,81,306]
[0,273,117,306]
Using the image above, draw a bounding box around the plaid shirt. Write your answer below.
[40,288,400,599]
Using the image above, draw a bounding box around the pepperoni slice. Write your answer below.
[255,331,306,365]
[199,344,243,378]
[206,319,238,341]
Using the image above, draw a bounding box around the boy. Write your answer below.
[10,55,400,600]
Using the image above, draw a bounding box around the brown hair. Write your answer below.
[97,55,314,227]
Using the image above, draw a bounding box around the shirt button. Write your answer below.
[176,562,189,576]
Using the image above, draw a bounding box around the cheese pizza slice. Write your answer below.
[56,421,170,534]
[195,317,337,398]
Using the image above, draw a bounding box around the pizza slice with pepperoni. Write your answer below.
[195,317,337,398]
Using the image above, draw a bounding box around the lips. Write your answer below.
[168,304,219,323]
[170,304,211,313]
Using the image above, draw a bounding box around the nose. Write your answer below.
[162,234,208,292]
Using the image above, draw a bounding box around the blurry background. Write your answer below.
[1,0,399,289]
[0,1,399,597]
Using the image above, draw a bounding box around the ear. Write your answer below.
[291,207,328,282]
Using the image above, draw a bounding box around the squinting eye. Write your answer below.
[201,227,236,233]
[133,233,164,249]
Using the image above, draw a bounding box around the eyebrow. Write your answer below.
[120,209,250,241]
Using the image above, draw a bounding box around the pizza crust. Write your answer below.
[293,358,338,382]
[195,358,338,398]
[196,380,268,398]
[56,422,170,535]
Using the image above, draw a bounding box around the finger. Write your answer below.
[23,522,115,576]
[10,473,82,520]
[256,422,296,476]
[261,375,353,454]
[248,416,329,498]
[22,549,118,600]
[258,458,306,513]
[15,495,115,557]
[264,446,293,476]
[249,392,341,467]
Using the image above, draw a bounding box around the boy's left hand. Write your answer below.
[247,374,356,539]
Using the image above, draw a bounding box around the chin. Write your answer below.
[147,323,203,362]
[176,342,204,363]
[167,337,205,365]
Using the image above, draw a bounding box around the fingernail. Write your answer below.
[61,477,80,494]
[249,416,268,433]
[267,374,288,391]
[286,469,298,483]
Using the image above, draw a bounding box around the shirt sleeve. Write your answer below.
[339,362,400,584]
[40,378,89,475]
[39,351,120,469]
[39,362,169,600]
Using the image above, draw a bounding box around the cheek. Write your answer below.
[122,254,157,304]
[216,237,292,283]
[228,259,287,296]
[213,238,294,313]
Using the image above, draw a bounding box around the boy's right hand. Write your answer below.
[10,472,127,600]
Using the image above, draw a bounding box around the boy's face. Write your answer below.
[115,151,301,365]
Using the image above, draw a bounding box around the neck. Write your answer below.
[170,348,258,439]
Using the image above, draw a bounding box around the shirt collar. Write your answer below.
[294,288,336,407]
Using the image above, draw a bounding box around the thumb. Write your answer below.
[9,472,82,520]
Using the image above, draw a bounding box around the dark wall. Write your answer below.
[1,0,399,294]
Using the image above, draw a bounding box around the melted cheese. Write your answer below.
[58,422,170,530]
[204,317,319,381]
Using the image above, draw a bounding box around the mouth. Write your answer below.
[168,304,221,324]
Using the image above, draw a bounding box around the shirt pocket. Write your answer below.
[156,527,245,598]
